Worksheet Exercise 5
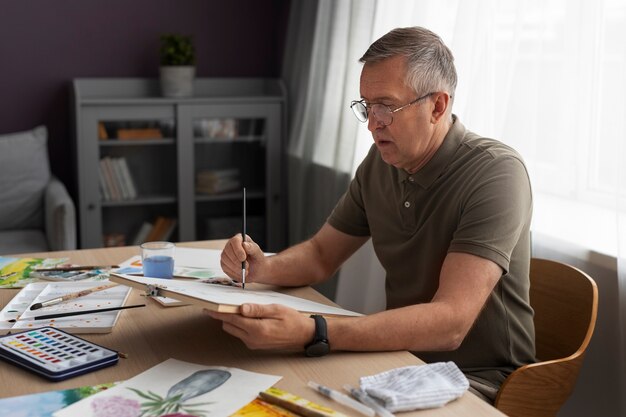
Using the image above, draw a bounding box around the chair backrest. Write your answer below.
[494,258,598,417]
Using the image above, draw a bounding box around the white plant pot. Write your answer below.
[160,66,196,97]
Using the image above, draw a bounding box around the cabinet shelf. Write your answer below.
[101,195,177,207]
[73,78,287,251]
[193,135,265,144]
[100,139,176,146]
[195,189,264,203]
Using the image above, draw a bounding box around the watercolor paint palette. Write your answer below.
[0,327,118,381]
[0,281,131,335]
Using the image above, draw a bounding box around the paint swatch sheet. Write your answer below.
[0,281,131,334]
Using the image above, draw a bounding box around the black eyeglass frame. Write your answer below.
[350,92,440,125]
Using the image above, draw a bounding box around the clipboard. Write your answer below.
[109,273,361,317]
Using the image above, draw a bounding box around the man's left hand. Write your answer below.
[205,303,315,350]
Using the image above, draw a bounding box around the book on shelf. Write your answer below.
[131,221,153,245]
[111,158,129,199]
[119,157,137,198]
[98,156,138,201]
[99,157,119,201]
[98,122,108,140]
[98,166,110,201]
[116,127,163,140]
[143,216,177,242]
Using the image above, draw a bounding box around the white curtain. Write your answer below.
[282,0,376,298]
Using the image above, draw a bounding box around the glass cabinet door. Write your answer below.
[79,105,178,248]
[177,103,284,251]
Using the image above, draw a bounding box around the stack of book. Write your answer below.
[132,216,177,245]
[196,168,240,195]
[99,156,138,201]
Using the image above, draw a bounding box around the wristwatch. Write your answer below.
[305,315,330,357]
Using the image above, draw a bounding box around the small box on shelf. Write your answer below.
[193,118,237,139]
[103,233,126,247]
[196,169,240,195]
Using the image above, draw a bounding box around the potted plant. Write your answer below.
[159,33,196,97]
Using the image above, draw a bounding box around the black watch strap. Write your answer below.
[305,314,330,357]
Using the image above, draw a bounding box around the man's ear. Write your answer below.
[430,93,450,123]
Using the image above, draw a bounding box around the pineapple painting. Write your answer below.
[91,370,231,417]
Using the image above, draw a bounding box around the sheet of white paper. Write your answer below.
[53,358,282,417]
[116,274,361,317]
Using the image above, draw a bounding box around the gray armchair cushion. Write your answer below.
[0,230,48,255]
[45,176,77,250]
[0,126,50,230]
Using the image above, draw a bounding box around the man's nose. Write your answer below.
[367,115,385,132]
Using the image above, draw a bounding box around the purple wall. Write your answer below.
[0,0,290,194]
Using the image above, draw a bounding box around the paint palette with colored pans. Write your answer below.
[0,281,131,335]
[0,327,118,381]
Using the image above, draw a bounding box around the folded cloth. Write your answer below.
[359,362,469,412]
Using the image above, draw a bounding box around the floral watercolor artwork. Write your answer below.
[53,359,282,417]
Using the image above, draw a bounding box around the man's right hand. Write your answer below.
[220,234,267,283]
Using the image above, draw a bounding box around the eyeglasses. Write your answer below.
[350,92,436,126]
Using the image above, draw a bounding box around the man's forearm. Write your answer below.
[259,239,332,286]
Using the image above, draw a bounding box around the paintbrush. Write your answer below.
[35,265,119,272]
[8,304,146,322]
[29,283,118,310]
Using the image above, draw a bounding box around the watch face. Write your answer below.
[306,340,330,357]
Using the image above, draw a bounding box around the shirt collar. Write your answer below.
[397,114,465,188]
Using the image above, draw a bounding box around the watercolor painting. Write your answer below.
[0,382,117,417]
[53,359,282,417]
[0,257,68,288]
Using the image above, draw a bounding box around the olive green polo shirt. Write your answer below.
[328,116,535,388]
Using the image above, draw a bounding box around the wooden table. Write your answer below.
[0,241,504,416]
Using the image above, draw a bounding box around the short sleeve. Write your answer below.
[448,155,532,272]
[327,162,371,236]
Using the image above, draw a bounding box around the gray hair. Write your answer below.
[360,27,457,100]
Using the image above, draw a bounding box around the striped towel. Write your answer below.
[359,362,468,411]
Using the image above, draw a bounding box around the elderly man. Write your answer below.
[208,26,535,403]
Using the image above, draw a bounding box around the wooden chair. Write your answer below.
[494,258,598,417]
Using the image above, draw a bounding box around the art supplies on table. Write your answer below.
[0,256,68,288]
[308,381,375,416]
[260,387,349,417]
[53,358,282,417]
[28,270,104,282]
[232,397,301,417]
[0,281,132,334]
[110,273,362,317]
[0,327,119,381]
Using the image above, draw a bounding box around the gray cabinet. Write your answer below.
[72,78,287,251]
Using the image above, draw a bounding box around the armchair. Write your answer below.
[0,126,76,255]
